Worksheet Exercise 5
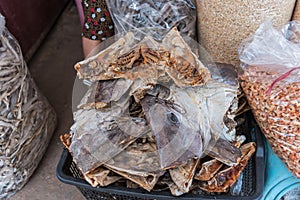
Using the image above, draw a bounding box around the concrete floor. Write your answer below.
[9,3,85,200]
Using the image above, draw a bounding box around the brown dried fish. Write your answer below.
[161,28,211,86]
[60,133,122,187]
[140,95,204,169]
[75,29,210,89]
[195,159,223,181]
[198,142,256,193]
[74,32,136,81]
[207,137,242,166]
[78,79,133,109]
[104,132,165,191]
[196,139,244,181]
[69,103,148,174]
[84,167,123,187]
[169,159,200,193]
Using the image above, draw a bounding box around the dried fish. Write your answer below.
[69,104,148,174]
[106,0,197,41]
[198,142,256,193]
[63,27,256,196]
[140,95,204,169]
[169,159,200,193]
[78,78,133,109]
[60,133,123,187]
[207,138,241,166]
[195,159,223,181]
[74,32,137,81]
[75,29,210,88]
[104,132,165,191]
[161,28,211,87]
[84,167,123,187]
[0,21,56,198]
[195,139,243,181]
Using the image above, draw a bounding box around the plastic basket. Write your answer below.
[56,112,264,200]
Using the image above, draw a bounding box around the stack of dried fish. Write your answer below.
[0,15,57,198]
[61,28,256,196]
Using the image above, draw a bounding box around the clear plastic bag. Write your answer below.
[0,14,57,198]
[106,0,197,41]
[239,21,300,178]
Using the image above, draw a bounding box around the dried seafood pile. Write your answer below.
[61,29,256,196]
[0,16,57,198]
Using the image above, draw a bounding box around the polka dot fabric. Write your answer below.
[82,0,114,40]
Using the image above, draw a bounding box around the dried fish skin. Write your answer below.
[195,159,223,181]
[105,133,163,175]
[169,159,200,193]
[60,133,122,187]
[74,32,136,81]
[75,28,210,89]
[61,130,164,191]
[196,138,244,182]
[70,98,148,174]
[78,79,133,109]
[140,95,204,169]
[84,167,123,187]
[105,166,159,192]
[207,138,242,166]
[177,80,238,143]
[160,179,185,196]
[198,142,256,193]
[161,28,211,87]
[104,132,165,191]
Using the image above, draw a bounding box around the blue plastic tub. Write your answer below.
[262,136,300,200]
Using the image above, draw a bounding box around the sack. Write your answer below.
[196,0,296,66]
[0,14,57,198]
[239,21,300,178]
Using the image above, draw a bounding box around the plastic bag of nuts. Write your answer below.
[239,21,300,178]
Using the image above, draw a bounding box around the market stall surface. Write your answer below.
[8,3,85,200]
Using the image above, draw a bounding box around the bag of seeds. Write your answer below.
[196,0,296,66]
[239,20,300,178]
[106,0,197,41]
[0,14,57,198]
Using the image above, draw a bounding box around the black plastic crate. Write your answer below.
[56,113,264,200]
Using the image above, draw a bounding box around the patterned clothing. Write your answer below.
[81,0,115,40]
